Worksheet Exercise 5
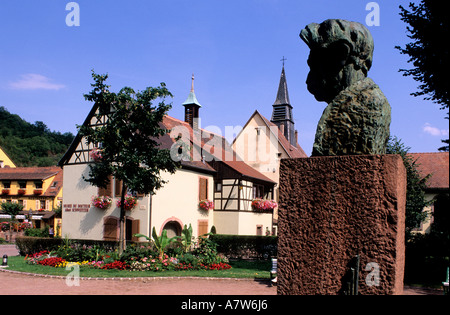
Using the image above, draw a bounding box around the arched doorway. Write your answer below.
[161,219,182,238]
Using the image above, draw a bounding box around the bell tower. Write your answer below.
[182,74,201,129]
[271,58,296,146]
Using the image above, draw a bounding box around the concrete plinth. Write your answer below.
[278,155,406,295]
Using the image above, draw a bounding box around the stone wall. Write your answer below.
[278,155,406,295]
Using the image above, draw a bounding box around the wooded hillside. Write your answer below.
[0,106,74,167]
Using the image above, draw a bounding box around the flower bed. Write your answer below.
[24,234,232,272]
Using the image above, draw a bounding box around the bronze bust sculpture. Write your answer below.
[300,19,391,156]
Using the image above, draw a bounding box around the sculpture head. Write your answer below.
[300,19,374,103]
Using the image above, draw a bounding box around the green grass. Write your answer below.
[5,256,272,279]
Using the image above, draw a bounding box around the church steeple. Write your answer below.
[183,74,201,129]
[271,59,296,146]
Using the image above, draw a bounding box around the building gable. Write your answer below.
[0,146,16,168]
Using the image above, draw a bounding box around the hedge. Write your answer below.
[210,234,277,260]
[16,234,279,260]
[15,236,120,256]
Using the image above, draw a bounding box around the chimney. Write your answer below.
[295,130,299,147]
[280,123,285,136]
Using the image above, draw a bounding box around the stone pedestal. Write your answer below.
[277,155,406,295]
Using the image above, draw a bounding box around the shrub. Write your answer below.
[210,234,277,260]
[15,236,63,255]
[24,227,50,237]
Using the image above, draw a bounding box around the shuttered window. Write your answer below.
[131,219,140,242]
[103,217,118,241]
[115,178,123,197]
[199,177,208,200]
[98,175,112,197]
[198,220,208,236]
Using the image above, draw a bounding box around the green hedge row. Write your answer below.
[15,236,120,256]
[16,234,279,260]
[210,234,277,260]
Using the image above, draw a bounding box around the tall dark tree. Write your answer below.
[396,1,449,151]
[79,72,179,254]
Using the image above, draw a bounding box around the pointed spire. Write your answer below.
[273,65,290,106]
[271,60,296,146]
[183,73,201,129]
[182,73,201,107]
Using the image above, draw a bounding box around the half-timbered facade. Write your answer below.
[59,77,276,240]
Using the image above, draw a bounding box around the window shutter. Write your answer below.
[35,200,40,210]
[98,175,112,197]
[198,220,208,236]
[103,217,118,241]
[114,178,121,197]
[131,220,140,242]
[199,178,208,201]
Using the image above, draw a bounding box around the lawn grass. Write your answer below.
[5,256,272,279]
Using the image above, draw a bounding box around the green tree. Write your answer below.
[387,136,431,238]
[79,71,179,255]
[0,202,24,242]
[0,106,74,166]
[396,1,449,151]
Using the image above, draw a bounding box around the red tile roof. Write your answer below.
[161,115,275,184]
[0,166,63,197]
[0,166,61,181]
[408,152,449,189]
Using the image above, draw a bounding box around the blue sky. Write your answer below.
[0,0,448,154]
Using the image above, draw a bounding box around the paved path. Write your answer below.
[0,271,276,295]
[0,244,19,257]
[0,245,443,295]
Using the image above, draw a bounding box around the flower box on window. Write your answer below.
[92,195,112,210]
[33,189,43,195]
[251,199,278,212]
[18,189,26,195]
[199,199,214,211]
[90,147,103,162]
[116,195,137,211]
[1,189,10,195]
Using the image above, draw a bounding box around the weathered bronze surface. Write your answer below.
[300,19,391,156]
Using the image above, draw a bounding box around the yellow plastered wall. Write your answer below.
[0,147,16,168]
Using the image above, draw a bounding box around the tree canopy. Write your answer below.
[396,0,449,151]
[386,136,431,238]
[0,106,74,166]
[79,71,179,254]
